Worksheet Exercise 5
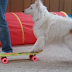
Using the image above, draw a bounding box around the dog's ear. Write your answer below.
[36,0,41,7]
[35,0,41,1]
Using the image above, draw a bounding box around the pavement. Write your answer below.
[0,44,72,72]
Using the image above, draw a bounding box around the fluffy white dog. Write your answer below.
[24,0,72,53]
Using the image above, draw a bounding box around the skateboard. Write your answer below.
[0,50,43,64]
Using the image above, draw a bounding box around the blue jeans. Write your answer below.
[0,0,13,52]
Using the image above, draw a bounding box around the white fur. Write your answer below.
[24,0,72,52]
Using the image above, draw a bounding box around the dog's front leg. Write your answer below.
[29,36,46,53]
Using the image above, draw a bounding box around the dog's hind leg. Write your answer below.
[64,34,72,51]
[29,36,46,53]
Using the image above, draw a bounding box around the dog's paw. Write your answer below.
[28,48,43,53]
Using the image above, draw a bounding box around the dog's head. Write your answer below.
[23,0,48,22]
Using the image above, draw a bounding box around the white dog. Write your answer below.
[24,0,72,53]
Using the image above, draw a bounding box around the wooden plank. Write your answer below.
[31,0,35,4]
[50,0,59,12]
[23,0,31,9]
[22,0,24,11]
[44,0,49,11]
[6,0,72,15]
[6,0,11,12]
[59,0,65,11]
[11,0,23,12]
[64,0,72,15]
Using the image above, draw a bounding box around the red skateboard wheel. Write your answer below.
[32,56,37,61]
[1,57,7,61]
[29,55,33,59]
[1,58,8,64]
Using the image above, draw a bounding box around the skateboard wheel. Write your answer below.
[1,58,8,64]
[29,55,33,59]
[32,56,37,61]
[1,57,7,61]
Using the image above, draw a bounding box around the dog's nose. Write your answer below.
[23,10,24,12]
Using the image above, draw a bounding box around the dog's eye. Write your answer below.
[31,7,32,9]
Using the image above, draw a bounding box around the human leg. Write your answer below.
[0,0,13,53]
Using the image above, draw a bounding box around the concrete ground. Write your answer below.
[0,44,72,72]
